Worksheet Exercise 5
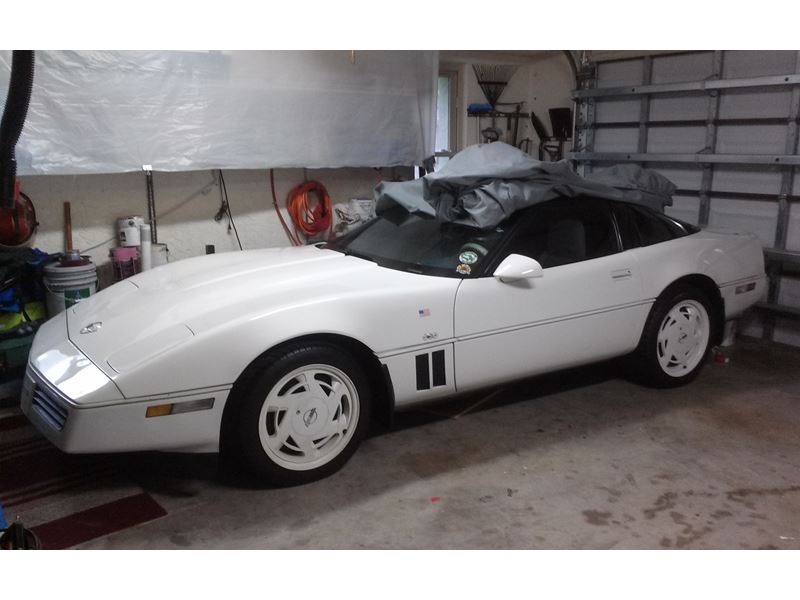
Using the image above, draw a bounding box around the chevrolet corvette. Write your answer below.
[21,196,766,484]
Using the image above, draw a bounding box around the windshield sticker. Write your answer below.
[456,264,472,275]
[458,250,479,265]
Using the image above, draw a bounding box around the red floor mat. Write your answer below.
[31,493,167,549]
[1,411,167,548]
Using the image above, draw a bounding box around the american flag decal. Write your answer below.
[418,308,431,317]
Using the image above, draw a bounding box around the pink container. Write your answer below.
[110,246,140,281]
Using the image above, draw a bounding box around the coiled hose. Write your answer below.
[270,169,332,245]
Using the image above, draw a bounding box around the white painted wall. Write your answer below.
[443,52,574,152]
[14,51,577,295]
[18,167,394,287]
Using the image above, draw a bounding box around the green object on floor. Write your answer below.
[0,301,46,332]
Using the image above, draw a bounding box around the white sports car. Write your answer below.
[22,197,766,484]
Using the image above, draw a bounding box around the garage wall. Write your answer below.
[572,50,800,346]
[18,167,393,287]
[441,52,575,153]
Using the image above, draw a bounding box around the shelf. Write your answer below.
[467,111,529,119]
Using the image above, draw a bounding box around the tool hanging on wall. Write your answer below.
[528,107,574,162]
[472,64,519,108]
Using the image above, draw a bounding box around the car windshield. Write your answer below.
[326,204,510,277]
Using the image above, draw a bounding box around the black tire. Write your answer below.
[222,342,371,486]
[632,284,717,389]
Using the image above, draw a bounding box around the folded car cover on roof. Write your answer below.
[374,142,676,229]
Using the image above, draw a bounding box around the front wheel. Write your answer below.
[224,343,371,485]
[633,285,716,388]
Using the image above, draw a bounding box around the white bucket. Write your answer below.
[44,259,98,317]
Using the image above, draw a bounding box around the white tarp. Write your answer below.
[0,50,438,175]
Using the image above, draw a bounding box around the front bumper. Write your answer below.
[21,313,230,454]
[21,365,230,454]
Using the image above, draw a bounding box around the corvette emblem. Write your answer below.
[80,322,103,334]
[303,408,318,427]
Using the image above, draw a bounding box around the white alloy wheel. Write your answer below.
[257,364,360,471]
[656,299,710,377]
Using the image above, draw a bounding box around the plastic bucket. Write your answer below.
[44,259,98,317]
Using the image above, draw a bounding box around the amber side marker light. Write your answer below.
[146,398,215,418]
[734,282,757,295]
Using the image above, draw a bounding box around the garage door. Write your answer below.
[570,50,800,346]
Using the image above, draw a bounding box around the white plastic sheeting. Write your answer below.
[0,50,438,175]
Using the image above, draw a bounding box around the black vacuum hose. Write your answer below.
[0,50,35,209]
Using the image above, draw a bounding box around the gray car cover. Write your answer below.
[374,142,677,229]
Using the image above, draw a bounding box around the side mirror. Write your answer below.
[493,254,544,282]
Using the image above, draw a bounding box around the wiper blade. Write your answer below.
[340,248,377,263]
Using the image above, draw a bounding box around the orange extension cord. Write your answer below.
[270,170,332,246]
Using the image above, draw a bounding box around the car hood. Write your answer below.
[67,245,375,375]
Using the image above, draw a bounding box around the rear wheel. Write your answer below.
[224,343,371,485]
[633,285,715,388]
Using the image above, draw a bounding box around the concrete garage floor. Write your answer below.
[74,337,800,549]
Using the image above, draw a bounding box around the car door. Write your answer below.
[453,197,650,392]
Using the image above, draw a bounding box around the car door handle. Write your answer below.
[610,268,633,280]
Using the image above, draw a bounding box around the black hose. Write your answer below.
[0,51,35,209]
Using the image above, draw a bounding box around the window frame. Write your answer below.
[609,200,700,251]
[480,197,623,276]
[435,68,459,160]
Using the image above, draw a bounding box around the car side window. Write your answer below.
[612,202,693,249]
[501,197,620,269]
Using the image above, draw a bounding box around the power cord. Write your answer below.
[216,170,243,251]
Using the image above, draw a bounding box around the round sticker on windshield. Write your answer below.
[459,250,479,265]
[456,263,472,275]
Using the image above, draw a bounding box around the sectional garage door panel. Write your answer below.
[665,195,701,226]
[708,198,779,248]
[651,52,714,83]
[572,50,800,345]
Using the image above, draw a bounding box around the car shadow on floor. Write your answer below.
[109,337,800,504]
[112,357,632,492]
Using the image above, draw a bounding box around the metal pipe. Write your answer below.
[144,167,158,244]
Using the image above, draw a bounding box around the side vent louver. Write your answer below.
[415,350,447,391]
